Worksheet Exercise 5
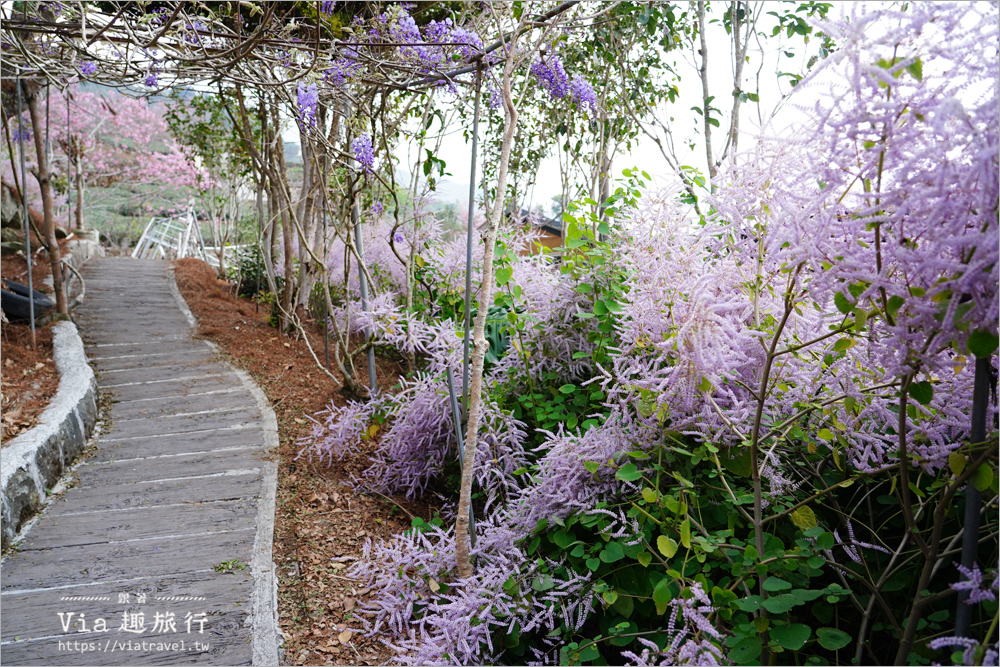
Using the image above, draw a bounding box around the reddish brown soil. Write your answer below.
[173,258,430,666]
[1,239,63,446]
[1,324,57,444]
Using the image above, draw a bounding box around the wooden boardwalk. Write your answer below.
[1,258,279,666]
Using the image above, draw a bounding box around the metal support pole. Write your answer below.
[323,206,329,370]
[461,62,483,410]
[955,355,993,637]
[16,80,36,347]
[446,367,476,547]
[353,193,377,395]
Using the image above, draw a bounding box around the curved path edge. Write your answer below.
[167,265,281,666]
[1,320,99,550]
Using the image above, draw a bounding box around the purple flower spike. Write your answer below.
[353,133,374,179]
[144,72,158,87]
[79,61,97,76]
[570,74,598,115]
[320,1,336,15]
[531,54,569,99]
[297,82,319,128]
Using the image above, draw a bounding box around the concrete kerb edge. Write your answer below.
[166,263,282,666]
[1,321,98,550]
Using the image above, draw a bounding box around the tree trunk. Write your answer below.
[455,45,522,580]
[26,84,67,315]
[73,146,84,231]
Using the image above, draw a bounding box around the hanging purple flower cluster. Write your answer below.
[530,55,570,99]
[79,60,97,76]
[324,57,361,86]
[319,0,336,15]
[531,53,599,115]
[352,132,374,178]
[296,82,318,128]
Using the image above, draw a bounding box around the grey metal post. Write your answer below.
[323,205,329,370]
[16,80,36,346]
[461,62,483,409]
[353,192,377,394]
[955,355,993,637]
[446,367,475,546]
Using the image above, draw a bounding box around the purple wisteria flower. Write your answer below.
[570,74,598,115]
[450,26,483,59]
[297,82,318,128]
[353,133,374,179]
[486,83,502,110]
[144,72,158,87]
[79,61,97,76]
[325,58,361,86]
[320,1,336,15]
[531,54,570,99]
[951,563,998,605]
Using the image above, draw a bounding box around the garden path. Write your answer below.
[1,257,279,666]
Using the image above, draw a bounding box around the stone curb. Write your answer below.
[1,320,98,549]
[167,264,282,666]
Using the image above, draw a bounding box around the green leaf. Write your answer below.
[559,384,576,394]
[600,541,625,563]
[887,295,905,319]
[973,463,995,492]
[790,506,818,531]
[832,337,856,352]
[816,627,852,650]
[652,578,672,615]
[679,519,691,549]
[584,461,601,474]
[909,381,933,406]
[817,428,835,441]
[771,623,811,651]
[532,574,556,591]
[762,594,799,613]
[733,595,763,612]
[905,58,923,81]
[657,535,678,558]
[616,463,643,482]
[612,593,634,618]
[586,557,600,572]
[834,291,854,314]
[722,448,753,478]
[948,452,967,477]
[762,577,792,592]
[637,552,652,567]
[495,266,513,286]
[641,487,658,503]
[602,589,619,605]
[551,530,575,549]
[968,329,999,358]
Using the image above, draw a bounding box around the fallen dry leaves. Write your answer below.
[173,259,436,666]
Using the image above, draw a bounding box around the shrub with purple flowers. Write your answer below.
[295,5,1000,666]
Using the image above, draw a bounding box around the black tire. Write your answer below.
[1,280,54,323]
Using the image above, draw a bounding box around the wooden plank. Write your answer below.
[108,390,250,422]
[101,375,243,403]
[89,423,264,461]
[1,529,255,591]
[16,499,259,551]
[73,446,266,487]
[41,471,262,517]
[97,362,234,389]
